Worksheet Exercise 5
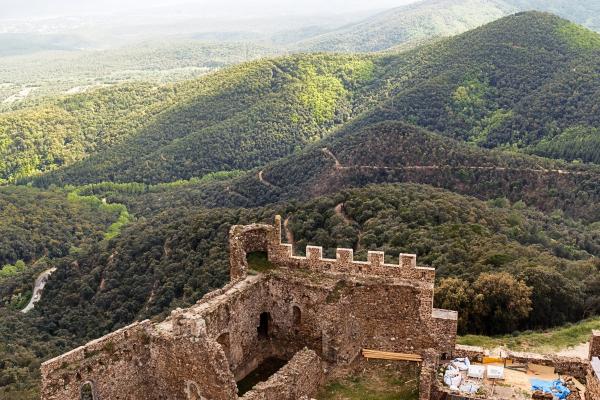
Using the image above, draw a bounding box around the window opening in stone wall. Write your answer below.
[258,312,272,339]
[80,382,95,400]
[217,332,231,361]
[293,306,301,327]
[246,251,275,273]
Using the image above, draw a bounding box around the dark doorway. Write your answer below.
[258,312,272,339]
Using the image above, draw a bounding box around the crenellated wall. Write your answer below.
[41,215,458,400]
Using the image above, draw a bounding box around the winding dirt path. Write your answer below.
[21,267,57,313]
[320,147,596,177]
[321,148,342,169]
[334,202,363,251]
[258,170,278,188]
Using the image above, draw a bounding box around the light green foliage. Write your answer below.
[67,190,131,240]
[557,20,600,50]
[0,260,26,279]
[451,77,498,141]
[296,63,347,124]
[475,109,513,144]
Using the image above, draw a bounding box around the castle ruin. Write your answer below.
[39,216,600,400]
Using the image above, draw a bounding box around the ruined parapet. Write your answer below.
[229,221,278,281]
[41,320,154,400]
[267,215,435,283]
[228,216,437,283]
[240,348,324,400]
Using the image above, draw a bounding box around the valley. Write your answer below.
[0,6,600,400]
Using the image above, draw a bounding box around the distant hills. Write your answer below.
[3,11,600,399]
[14,12,599,188]
[294,0,600,52]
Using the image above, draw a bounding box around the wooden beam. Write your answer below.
[362,349,423,362]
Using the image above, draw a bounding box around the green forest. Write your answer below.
[1,11,600,399]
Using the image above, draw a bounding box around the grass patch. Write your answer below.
[246,251,275,273]
[458,317,600,353]
[317,365,419,400]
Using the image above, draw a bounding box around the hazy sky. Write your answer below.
[1,0,419,19]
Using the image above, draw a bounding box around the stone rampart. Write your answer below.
[40,321,154,399]
[41,215,459,400]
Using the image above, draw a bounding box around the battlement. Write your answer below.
[230,215,436,284]
[271,243,435,282]
[42,216,458,400]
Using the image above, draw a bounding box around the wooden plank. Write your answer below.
[483,357,503,364]
[362,349,422,362]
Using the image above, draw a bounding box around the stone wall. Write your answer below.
[507,350,589,382]
[40,321,155,400]
[41,215,458,400]
[588,358,600,400]
[240,348,324,400]
[453,344,488,362]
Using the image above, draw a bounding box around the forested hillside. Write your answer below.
[0,185,123,316]
[296,0,515,52]
[9,12,598,188]
[347,12,600,161]
[80,121,600,224]
[29,54,374,185]
[35,184,600,338]
[2,11,600,399]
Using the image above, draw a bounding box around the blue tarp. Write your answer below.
[530,379,571,400]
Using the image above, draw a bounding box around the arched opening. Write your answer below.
[185,380,204,400]
[257,312,272,339]
[216,332,231,361]
[246,251,274,273]
[292,306,301,327]
[80,381,95,400]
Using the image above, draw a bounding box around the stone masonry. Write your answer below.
[40,215,458,400]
